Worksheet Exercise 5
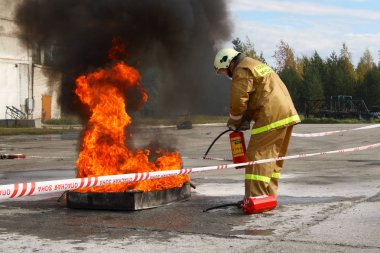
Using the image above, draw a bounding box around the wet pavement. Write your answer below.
[0,124,380,252]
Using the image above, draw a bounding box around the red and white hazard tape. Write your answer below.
[1,141,380,201]
[292,124,380,137]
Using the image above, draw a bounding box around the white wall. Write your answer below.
[0,0,27,61]
[0,0,24,19]
[0,0,29,118]
[0,0,62,120]
[0,27,28,61]
[0,62,19,118]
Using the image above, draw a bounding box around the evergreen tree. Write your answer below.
[311,51,327,94]
[232,36,257,59]
[300,56,324,101]
[336,43,357,96]
[232,37,245,54]
[326,51,339,98]
[279,66,302,108]
[326,44,357,98]
[258,52,267,65]
[362,66,380,106]
[232,36,268,63]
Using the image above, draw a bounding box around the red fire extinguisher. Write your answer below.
[242,195,277,214]
[229,131,247,168]
[0,154,26,159]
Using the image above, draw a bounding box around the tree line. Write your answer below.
[233,37,380,111]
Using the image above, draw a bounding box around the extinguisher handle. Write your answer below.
[236,122,251,131]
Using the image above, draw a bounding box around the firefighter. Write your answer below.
[214,48,300,213]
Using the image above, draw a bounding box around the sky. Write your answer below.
[226,0,380,68]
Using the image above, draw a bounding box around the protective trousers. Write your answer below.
[245,126,293,198]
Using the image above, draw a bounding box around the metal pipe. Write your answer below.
[27,44,34,118]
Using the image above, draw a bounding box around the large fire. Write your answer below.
[74,46,189,192]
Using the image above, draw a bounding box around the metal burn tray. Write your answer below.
[66,183,191,211]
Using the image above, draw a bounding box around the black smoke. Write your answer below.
[16,0,232,117]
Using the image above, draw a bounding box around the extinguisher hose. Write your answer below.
[203,129,232,159]
[203,200,243,212]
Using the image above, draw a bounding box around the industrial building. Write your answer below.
[0,0,61,126]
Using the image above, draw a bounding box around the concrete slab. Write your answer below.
[0,124,380,252]
[286,201,380,248]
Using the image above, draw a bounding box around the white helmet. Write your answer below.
[214,48,241,73]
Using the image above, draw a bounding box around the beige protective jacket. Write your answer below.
[228,55,300,134]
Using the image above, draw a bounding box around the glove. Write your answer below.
[226,117,238,131]
[238,119,250,131]
[227,110,252,131]
[227,123,237,131]
[227,120,250,131]
[238,111,253,131]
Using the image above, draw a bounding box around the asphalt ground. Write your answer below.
[0,124,379,253]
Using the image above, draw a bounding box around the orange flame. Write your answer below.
[74,51,189,192]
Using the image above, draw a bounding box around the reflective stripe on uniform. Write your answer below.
[245,172,280,182]
[272,172,280,179]
[229,113,243,120]
[245,174,271,183]
[251,115,300,135]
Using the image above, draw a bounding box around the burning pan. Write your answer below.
[66,183,191,211]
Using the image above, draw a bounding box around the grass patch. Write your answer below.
[135,115,228,125]
[191,115,229,124]
[44,115,82,125]
[137,115,380,125]
[301,117,380,124]
[43,115,228,126]
[0,128,78,136]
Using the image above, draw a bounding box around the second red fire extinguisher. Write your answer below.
[242,195,277,214]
